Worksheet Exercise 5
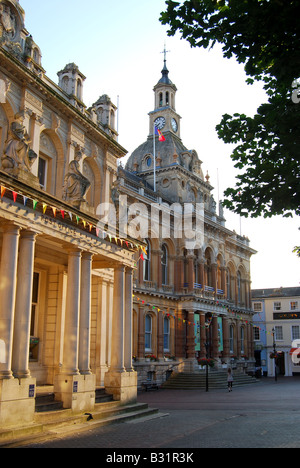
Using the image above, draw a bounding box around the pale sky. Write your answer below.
[20,0,299,289]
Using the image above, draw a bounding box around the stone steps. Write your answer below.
[162,371,258,389]
[35,392,64,413]
[0,400,159,447]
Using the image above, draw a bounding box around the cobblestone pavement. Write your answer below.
[24,378,300,449]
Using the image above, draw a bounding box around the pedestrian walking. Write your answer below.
[227,368,233,392]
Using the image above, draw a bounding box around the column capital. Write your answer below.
[81,251,93,260]
[0,222,21,235]
[66,247,82,256]
[19,229,38,240]
[115,264,126,273]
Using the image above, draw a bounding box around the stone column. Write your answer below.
[212,316,219,360]
[62,249,81,375]
[79,252,93,375]
[124,267,134,372]
[110,265,125,372]
[187,254,194,292]
[0,224,36,426]
[12,230,37,379]
[55,249,95,412]
[104,265,137,404]
[211,263,217,292]
[97,279,108,386]
[199,313,206,359]
[222,317,230,361]
[0,224,20,380]
[186,311,195,359]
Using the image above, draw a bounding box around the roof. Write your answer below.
[252,287,300,299]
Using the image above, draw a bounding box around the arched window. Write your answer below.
[161,244,168,285]
[164,317,170,352]
[143,240,151,281]
[38,132,58,194]
[237,271,242,304]
[62,76,69,93]
[145,315,152,352]
[159,93,163,107]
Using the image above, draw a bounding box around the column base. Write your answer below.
[0,377,36,428]
[96,365,109,387]
[54,374,96,413]
[104,370,137,405]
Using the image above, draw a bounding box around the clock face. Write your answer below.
[154,117,166,130]
[171,118,178,132]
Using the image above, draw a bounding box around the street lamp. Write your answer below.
[272,328,278,383]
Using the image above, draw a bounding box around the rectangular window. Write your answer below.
[275,326,283,341]
[290,302,299,311]
[30,272,40,361]
[292,326,300,341]
[38,157,47,189]
[254,326,260,341]
[253,302,262,312]
[274,302,281,311]
[145,315,152,352]
[164,318,170,352]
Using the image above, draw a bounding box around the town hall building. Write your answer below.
[0,0,257,430]
[116,54,257,386]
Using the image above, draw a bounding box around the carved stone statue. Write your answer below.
[0,3,16,40]
[63,150,91,208]
[1,113,37,175]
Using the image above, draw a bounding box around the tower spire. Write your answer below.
[158,44,172,85]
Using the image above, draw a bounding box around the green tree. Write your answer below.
[160,0,300,218]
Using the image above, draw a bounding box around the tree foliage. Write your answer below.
[160,0,300,218]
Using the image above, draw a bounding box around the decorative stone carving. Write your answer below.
[63,149,91,208]
[0,3,17,40]
[1,113,38,176]
[0,1,24,59]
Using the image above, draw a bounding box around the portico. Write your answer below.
[0,0,139,425]
[0,186,137,424]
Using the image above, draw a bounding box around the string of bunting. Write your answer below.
[0,183,140,252]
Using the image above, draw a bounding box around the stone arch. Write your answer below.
[82,156,102,208]
[39,129,64,197]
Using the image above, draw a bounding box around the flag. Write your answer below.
[155,126,166,142]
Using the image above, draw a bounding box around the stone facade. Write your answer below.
[116,55,257,387]
[0,0,137,428]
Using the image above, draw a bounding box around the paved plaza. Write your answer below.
[23,377,300,449]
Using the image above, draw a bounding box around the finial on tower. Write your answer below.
[161,43,170,68]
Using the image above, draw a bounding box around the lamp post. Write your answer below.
[272,328,278,383]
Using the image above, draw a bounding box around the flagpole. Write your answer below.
[153,123,156,192]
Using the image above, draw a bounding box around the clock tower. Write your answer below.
[149,50,181,139]
[126,54,208,202]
